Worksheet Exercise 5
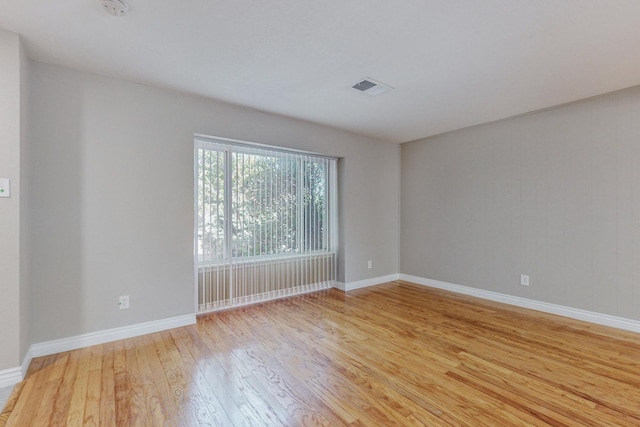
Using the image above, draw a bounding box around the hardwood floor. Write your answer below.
[3,280,640,426]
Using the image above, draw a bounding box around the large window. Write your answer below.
[195,136,337,311]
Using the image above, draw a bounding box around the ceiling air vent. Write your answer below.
[351,78,394,96]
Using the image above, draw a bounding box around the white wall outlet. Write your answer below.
[367,260,372,269]
[520,274,530,286]
[118,295,130,309]
[0,178,10,198]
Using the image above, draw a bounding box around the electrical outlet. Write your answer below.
[367,260,372,269]
[118,295,130,309]
[520,275,529,286]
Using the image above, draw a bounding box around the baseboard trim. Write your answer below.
[334,274,400,292]
[20,347,33,379]
[400,274,640,334]
[29,314,197,359]
[0,367,22,389]
[0,348,35,388]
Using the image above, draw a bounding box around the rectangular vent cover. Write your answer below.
[352,80,377,92]
[351,78,393,96]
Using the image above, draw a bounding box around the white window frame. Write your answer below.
[194,135,338,267]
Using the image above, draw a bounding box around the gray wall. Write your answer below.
[30,62,399,343]
[19,37,31,361]
[402,87,640,320]
[0,30,24,370]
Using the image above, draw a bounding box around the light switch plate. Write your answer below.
[0,178,10,198]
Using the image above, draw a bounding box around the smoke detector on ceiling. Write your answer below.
[352,78,394,96]
[101,0,128,16]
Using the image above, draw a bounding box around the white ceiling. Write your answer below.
[3,1,640,143]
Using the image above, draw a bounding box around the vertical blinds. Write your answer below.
[195,137,338,312]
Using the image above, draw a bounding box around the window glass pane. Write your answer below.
[231,151,299,257]
[196,140,334,263]
[302,159,327,252]
[196,147,225,262]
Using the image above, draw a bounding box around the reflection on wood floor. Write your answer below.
[3,281,640,426]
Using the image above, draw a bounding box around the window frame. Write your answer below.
[194,135,338,267]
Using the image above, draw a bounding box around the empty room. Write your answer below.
[2,1,640,426]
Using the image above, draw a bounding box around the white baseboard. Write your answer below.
[0,367,22,389]
[333,281,346,291]
[0,347,35,388]
[29,313,197,359]
[20,346,33,379]
[334,274,400,292]
[400,274,640,334]
[1,314,196,388]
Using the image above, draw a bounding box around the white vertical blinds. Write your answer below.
[195,137,338,312]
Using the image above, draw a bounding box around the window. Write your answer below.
[195,136,338,311]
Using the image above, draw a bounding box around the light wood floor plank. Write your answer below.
[132,335,167,427]
[36,353,72,425]
[191,319,298,426]
[123,335,148,427]
[168,328,240,426]
[82,345,103,427]
[98,342,116,426]
[4,281,640,426]
[66,347,92,427]
[112,340,130,426]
